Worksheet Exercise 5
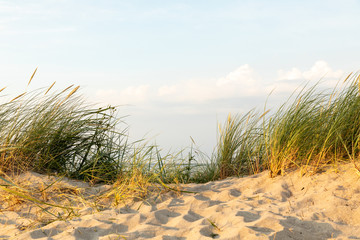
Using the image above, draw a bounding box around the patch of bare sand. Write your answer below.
[1,163,360,240]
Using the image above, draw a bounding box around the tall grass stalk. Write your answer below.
[3,70,360,225]
[216,72,360,178]
[0,77,210,222]
[0,85,130,183]
[216,112,265,179]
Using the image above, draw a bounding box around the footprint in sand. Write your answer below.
[270,216,341,240]
[194,194,210,201]
[280,183,293,202]
[154,209,181,224]
[229,189,242,197]
[200,226,220,239]
[247,226,274,234]
[168,198,185,207]
[236,211,261,222]
[183,210,203,222]
[162,236,186,240]
[194,194,224,208]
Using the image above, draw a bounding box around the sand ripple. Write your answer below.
[1,163,360,239]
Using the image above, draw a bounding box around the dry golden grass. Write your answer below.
[2,68,360,236]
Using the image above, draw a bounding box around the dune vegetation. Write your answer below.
[1,69,360,225]
[216,71,360,179]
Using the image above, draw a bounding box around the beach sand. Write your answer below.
[1,163,360,240]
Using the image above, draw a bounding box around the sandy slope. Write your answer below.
[1,163,360,240]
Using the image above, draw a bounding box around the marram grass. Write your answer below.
[1,69,360,229]
[0,69,210,225]
[216,71,360,178]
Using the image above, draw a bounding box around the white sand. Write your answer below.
[1,163,360,240]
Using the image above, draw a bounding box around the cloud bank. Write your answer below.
[277,60,344,81]
[95,85,150,105]
[95,60,344,106]
[272,60,345,93]
[156,65,262,103]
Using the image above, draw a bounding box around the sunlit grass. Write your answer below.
[0,70,211,226]
[216,71,360,178]
[2,69,360,231]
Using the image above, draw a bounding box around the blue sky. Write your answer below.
[1,0,360,154]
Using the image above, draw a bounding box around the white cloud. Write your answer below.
[158,85,177,96]
[216,64,257,86]
[94,61,345,106]
[303,60,343,81]
[277,67,303,81]
[95,85,150,105]
[157,64,264,103]
[277,60,344,81]
[272,61,344,93]
[156,80,217,102]
[122,85,150,101]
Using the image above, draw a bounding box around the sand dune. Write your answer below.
[1,163,360,239]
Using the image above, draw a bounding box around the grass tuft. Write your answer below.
[215,71,360,178]
[2,69,360,229]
